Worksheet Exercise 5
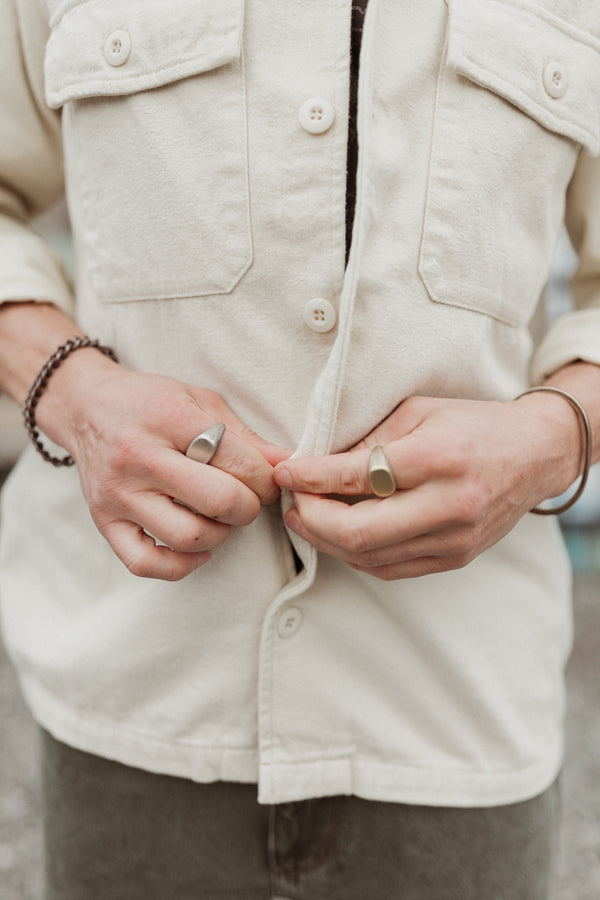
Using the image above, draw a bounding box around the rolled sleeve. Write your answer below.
[531,148,600,383]
[0,0,74,316]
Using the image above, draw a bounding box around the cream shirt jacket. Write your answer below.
[1,0,600,807]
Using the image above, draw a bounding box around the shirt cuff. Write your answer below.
[0,216,74,318]
[530,308,600,383]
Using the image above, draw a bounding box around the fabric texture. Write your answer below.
[1,0,600,807]
[42,730,559,900]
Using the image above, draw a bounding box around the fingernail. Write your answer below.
[275,467,292,489]
[195,551,212,568]
[285,509,300,532]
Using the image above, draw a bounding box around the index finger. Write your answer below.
[196,427,284,505]
[274,449,372,496]
[274,438,430,497]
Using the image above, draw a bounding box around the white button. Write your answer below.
[299,97,335,134]
[277,607,303,639]
[542,61,567,99]
[104,30,132,67]
[303,298,337,333]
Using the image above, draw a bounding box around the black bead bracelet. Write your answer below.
[23,336,118,467]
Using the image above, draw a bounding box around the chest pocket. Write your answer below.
[419,0,600,328]
[45,0,251,303]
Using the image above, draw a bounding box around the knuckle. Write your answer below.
[109,436,152,478]
[436,443,466,479]
[432,425,473,475]
[291,467,321,492]
[121,548,148,579]
[160,565,186,583]
[240,492,262,524]
[403,394,427,413]
[210,523,232,548]
[198,388,228,418]
[202,483,236,519]
[355,546,382,569]
[228,447,271,494]
[373,565,398,582]
[448,428,473,460]
[260,481,281,506]
[177,525,205,553]
[224,445,251,473]
[108,436,135,471]
[342,522,371,555]
[419,444,444,477]
[445,552,473,572]
[188,520,230,551]
[397,396,420,422]
[205,482,259,525]
[337,457,366,494]
[448,486,485,526]
[451,532,476,559]
[122,545,196,583]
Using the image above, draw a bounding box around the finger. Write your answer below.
[285,495,381,557]
[102,520,212,581]
[124,492,231,552]
[286,505,473,569]
[254,442,294,468]
[151,449,263,526]
[186,387,292,480]
[274,432,439,497]
[348,555,467,581]
[288,491,407,553]
[285,501,476,580]
[283,499,417,564]
[275,450,373,496]
[216,413,291,466]
[210,433,281,505]
[289,481,478,554]
[195,429,283,505]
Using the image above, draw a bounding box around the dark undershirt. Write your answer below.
[346,0,369,261]
[292,1,370,573]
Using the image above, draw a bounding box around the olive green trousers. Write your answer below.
[42,729,559,900]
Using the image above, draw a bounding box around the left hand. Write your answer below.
[273,395,580,580]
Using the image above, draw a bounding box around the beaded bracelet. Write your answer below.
[23,336,118,467]
[516,386,592,516]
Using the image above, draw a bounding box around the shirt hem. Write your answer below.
[22,679,260,788]
[258,749,563,808]
[20,677,562,809]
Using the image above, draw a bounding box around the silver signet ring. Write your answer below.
[185,423,226,465]
[368,445,397,498]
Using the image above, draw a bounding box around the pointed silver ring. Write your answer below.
[368,445,397,498]
[185,423,226,464]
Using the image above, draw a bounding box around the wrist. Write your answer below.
[30,340,120,462]
[513,388,588,506]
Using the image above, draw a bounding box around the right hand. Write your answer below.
[38,353,290,581]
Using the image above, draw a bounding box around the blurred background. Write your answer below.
[0,211,599,898]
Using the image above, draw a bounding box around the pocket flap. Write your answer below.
[45,0,244,109]
[446,0,600,155]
